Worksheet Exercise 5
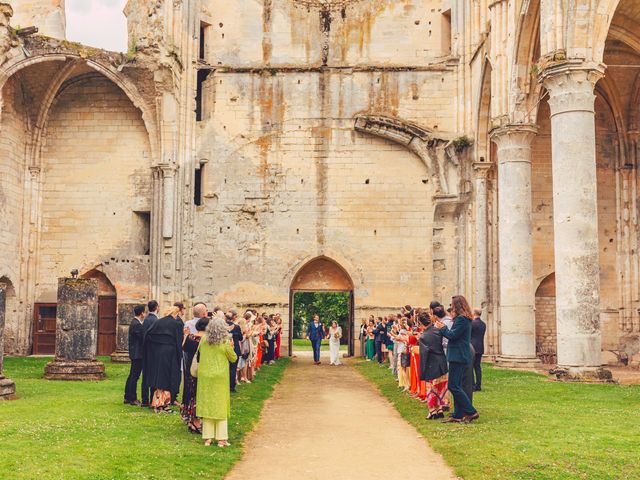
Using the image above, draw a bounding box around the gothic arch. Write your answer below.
[0,54,159,163]
[290,256,354,292]
[288,256,355,357]
[535,272,557,364]
[476,59,492,162]
[81,268,117,297]
[511,0,543,123]
[595,75,628,166]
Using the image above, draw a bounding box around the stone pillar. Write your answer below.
[159,164,177,240]
[44,278,105,380]
[473,162,491,309]
[491,124,540,367]
[0,285,16,399]
[111,303,138,364]
[541,63,605,375]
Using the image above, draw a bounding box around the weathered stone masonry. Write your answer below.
[1,0,640,379]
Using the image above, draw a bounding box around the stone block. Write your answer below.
[45,278,105,381]
[111,303,138,364]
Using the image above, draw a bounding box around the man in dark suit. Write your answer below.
[374,317,387,364]
[471,308,487,391]
[141,300,159,407]
[226,310,243,393]
[307,314,325,365]
[124,304,146,405]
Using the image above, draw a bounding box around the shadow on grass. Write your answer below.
[0,356,290,480]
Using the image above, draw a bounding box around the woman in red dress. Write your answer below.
[408,332,419,395]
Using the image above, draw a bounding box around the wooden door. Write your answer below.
[33,304,57,355]
[97,296,117,356]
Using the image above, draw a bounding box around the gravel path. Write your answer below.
[225,356,457,480]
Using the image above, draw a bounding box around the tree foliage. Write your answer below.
[292,291,350,342]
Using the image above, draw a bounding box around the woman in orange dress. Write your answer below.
[254,317,264,369]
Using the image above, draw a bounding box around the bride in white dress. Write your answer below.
[328,321,342,365]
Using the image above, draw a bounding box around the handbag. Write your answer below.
[190,342,201,378]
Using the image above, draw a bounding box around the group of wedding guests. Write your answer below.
[123,300,283,446]
[359,295,486,423]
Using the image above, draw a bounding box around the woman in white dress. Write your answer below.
[328,321,342,366]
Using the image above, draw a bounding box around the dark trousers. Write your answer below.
[312,339,322,362]
[124,359,143,402]
[473,354,483,389]
[229,359,239,392]
[448,361,477,419]
[141,365,152,405]
[375,341,383,363]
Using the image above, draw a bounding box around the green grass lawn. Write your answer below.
[356,361,640,480]
[291,338,347,351]
[0,356,289,480]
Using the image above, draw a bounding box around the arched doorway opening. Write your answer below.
[535,273,556,364]
[82,270,117,357]
[289,257,355,357]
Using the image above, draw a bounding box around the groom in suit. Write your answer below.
[307,314,325,365]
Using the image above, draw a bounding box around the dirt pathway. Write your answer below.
[225,354,457,480]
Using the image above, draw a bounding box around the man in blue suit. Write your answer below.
[307,314,325,365]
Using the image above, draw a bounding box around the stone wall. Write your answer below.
[199,0,451,68]
[8,0,65,39]
[0,77,26,286]
[36,75,152,303]
[0,77,28,353]
[190,66,457,329]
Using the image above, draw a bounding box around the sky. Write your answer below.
[66,0,128,52]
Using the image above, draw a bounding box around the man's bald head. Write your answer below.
[193,303,208,318]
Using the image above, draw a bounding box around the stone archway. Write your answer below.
[535,273,557,364]
[288,257,355,357]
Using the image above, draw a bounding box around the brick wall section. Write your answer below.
[36,76,152,302]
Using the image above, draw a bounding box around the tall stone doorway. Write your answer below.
[288,257,355,357]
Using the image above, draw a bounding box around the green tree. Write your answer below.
[292,292,350,343]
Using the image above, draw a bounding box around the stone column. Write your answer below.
[159,164,177,240]
[110,303,138,364]
[0,285,16,399]
[473,162,492,309]
[45,278,105,380]
[490,124,540,367]
[540,63,605,375]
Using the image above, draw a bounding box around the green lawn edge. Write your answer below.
[354,360,640,480]
[0,356,290,480]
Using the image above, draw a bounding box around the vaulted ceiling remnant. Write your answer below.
[354,114,470,197]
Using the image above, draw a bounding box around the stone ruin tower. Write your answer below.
[8,0,65,39]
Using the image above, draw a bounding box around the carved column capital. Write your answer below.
[28,166,41,178]
[489,124,538,164]
[154,163,178,178]
[539,61,605,116]
[473,161,493,179]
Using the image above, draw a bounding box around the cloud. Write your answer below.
[66,0,128,52]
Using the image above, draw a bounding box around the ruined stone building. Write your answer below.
[1,0,640,375]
